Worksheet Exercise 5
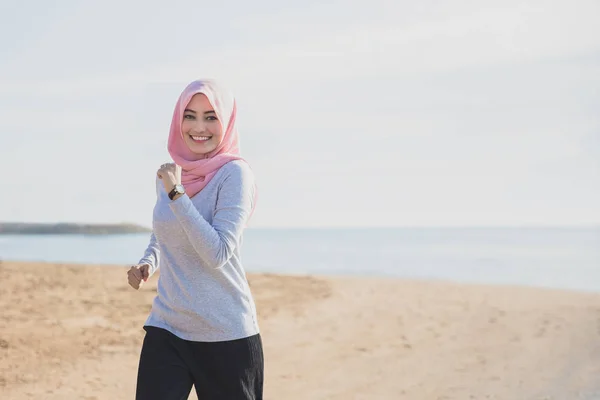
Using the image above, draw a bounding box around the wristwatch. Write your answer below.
[168,184,185,200]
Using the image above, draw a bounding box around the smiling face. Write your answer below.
[181,93,224,156]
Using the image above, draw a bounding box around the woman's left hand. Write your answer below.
[157,163,182,193]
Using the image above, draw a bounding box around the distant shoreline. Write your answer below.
[0,222,151,235]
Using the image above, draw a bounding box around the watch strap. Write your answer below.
[168,185,185,200]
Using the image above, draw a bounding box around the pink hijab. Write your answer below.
[167,79,246,198]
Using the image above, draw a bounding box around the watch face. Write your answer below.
[175,184,185,193]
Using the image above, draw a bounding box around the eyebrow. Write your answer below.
[184,108,216,114]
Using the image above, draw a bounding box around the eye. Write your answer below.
[206,115,218,121]
[183,114,195,120]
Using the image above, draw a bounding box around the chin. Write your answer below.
[185,139,216,156]
[187,141,217,156]
[190,147,210,156]
[192,149,211,156]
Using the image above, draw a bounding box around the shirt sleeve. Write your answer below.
[138,176,162,276]
[168,162,255,269]
[138,231,161,276]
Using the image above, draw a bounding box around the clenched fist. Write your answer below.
[157,163,182,194]
[127,264,150,290]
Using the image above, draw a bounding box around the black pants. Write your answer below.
[135,326,264,400]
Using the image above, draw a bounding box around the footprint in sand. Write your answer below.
[536,319,550,337]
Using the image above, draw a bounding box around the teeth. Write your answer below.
[192,136,210,141]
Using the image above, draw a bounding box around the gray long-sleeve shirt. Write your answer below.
[138,160,259,342]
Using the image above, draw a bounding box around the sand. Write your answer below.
[1,260,600,399]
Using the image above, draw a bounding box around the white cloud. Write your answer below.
[3,0,600,95]
[0,0,598,227]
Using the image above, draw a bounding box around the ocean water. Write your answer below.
[1,227,599,292]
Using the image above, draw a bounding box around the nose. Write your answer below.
[190,119,207,134]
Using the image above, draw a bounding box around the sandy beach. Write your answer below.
[2,261,600,399]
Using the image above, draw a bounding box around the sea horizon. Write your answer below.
[1,222,599,233]
[1,226,598,293]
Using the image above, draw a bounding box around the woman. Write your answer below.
[127,79,263,400]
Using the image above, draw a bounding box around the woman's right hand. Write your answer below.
[127,264,150,290]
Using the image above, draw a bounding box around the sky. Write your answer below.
[0,0,598,228]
